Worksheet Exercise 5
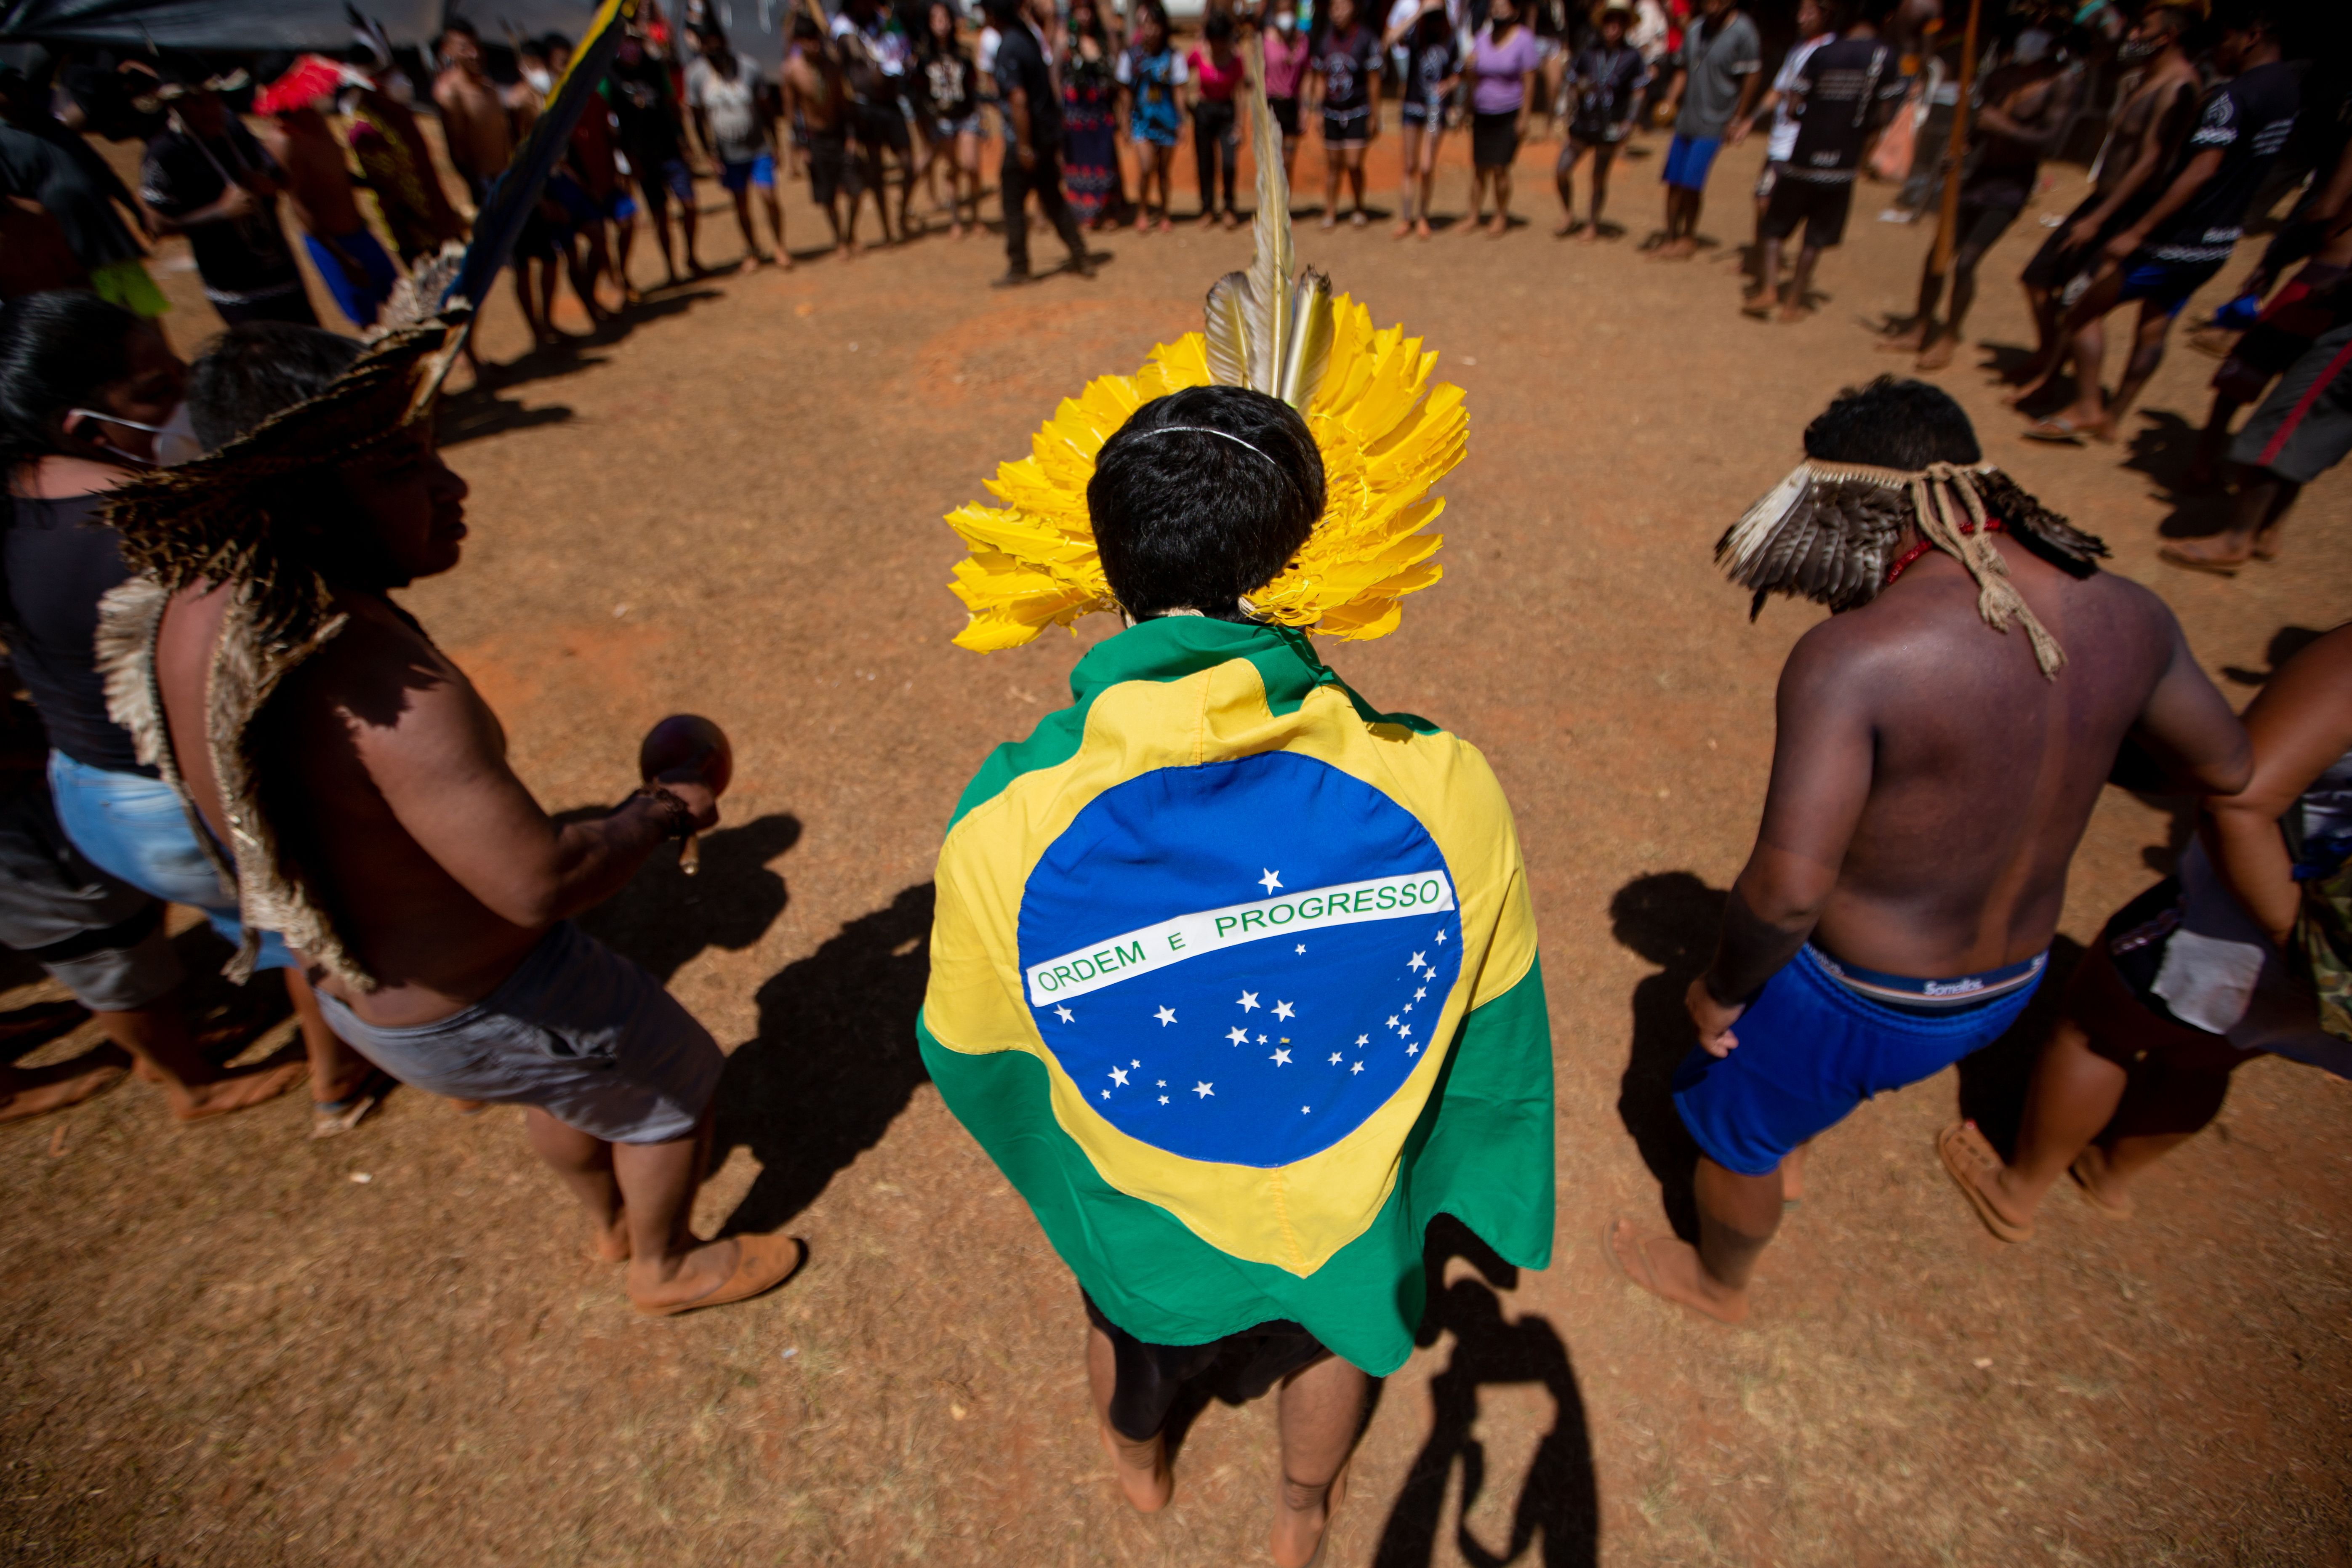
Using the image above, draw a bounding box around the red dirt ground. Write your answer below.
[4,116,2349,1567]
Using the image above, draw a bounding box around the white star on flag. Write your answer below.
[1271,1048,1291,1065]
[1409,952,1427,972]
[1100,1089,1109,1099]
[1403,1004,1413,1014]
[1302,1105,1311,1113]
[1131,1059,1140,1068]
[1356,1034,1369,1046]
[1387,1016,1399,1028]
[1109,1067,1129,1086]
[1258,1033,1268,1044]
[1329,1053,1343,1065]
[1228,1027,1249,1046]
[1054,1005,1074,1022]
[1351,1061,1365,1074]
[1407,1042,1421,1056]
[1159,1095,1169,1104]
[1154,1006,1178,1026]
[1157,1079,1166,1087]
[1272,1001,1296,1021]
[1295,944,1306,954]
[1436,931,1448,944]
[1237,991,1260,1012]
[1400,1023,1414,1038]
[1259,869,1283,894]
[1414,988,1426,1001]
[1193,1082,1214,1098]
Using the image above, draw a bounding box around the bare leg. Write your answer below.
[1085,1325,1173,1512]
[2086,300,2181,441]
[1347,151,1366,221]
[679,190,704,272]
[1322,153,1342,229]
[763,185,789,266]
[1397,124,1422,235]
[613,214,643,301]
[610,1108,790,1310]
[285,969,371,1105]
[1746,234,1782,315]
[0,1047,129,1124]
[2015,266,2125,415]
[1779,242,1821,321]
[1554,142,1582,234]
[2162,472,2300,571]
[95,997,309,1121]
[1610,1155,1781,1323]
[523,1104,630,1261]
[1489,169,1512,235]
[730,187,763,268]
[644,189,680,284]
[1886,256,1940,350]
[1588,147,1612,234]
[1270,1352,1369,1568]
[1915,249,1984,369]
[2182,391,2244,490]
[1988,1015,2127,1221]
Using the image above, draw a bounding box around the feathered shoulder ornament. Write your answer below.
[943,47,1467,652]
[1715,458,2108,679]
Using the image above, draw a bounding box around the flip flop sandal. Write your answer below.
[2157,544,2246,577]
[2021,417,2088,445]
[2068,1150,2134,1220]
[634,1233,807,1318]
[310,1068,395,1139]
[1937,1121,2032,1243]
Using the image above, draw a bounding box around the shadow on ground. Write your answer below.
[1372,1216,1599,1568]
[1609,871,1723,1241]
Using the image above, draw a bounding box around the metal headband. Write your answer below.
[1131,424,1285,471]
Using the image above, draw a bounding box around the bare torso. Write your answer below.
[432,68,514,189]
[2096,61,2197,199]
[783,52,844,132]
[261,109,365,236]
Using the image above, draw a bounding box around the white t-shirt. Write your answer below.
[686,55,770,164]
[1766,32,1834,164]
[1112,49,1190,86]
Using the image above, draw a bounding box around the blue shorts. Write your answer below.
[301,227,398,330]
[720,152,776,192]
[1662,133,1721,192]
[2117,254,2228,319]
[47,751,300,972]
[1672,944,2046,1177]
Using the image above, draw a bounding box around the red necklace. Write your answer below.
[1885,516,2003,585]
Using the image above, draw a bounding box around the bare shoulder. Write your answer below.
[301,594,479,740]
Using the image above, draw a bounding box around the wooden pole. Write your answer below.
[1928,0,1983,277]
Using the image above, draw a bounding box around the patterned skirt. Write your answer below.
[1063,88,1121,221]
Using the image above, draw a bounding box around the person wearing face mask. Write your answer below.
[0,290,378,1130]
[1260,5,1312,192]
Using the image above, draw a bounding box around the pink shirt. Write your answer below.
[1261,29,1310,99]
[1188,45,1246,101]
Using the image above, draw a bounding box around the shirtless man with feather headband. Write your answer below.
[1608,376,2250,1325]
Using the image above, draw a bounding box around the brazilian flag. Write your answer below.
[919,617,1554,1374]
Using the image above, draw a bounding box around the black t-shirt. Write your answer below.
[922,48,978,122]
[1403,37,1459,110]
[607,54,686,166]
[0,121,140,270]
[992,23,1063,149]
[1,492,150,775]
[2145,60,2301,266]
[1569,42,1647,136]
[138,122,304,308]
[1314,26,1381,115]
[1783,35,1904,184]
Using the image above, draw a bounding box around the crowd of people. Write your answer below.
[0,0,2349,1561]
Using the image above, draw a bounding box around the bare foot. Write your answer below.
[1350,209,1367,228]
[1413,218,1433,239]
[2069,1145,2134,1219]
[1269,1462,1348,1568]
[1654,237,1697,261]
[1394,218,1415,239]
[0,1051,129,1124]
[1877,323,1927,353]
[1740,292,1773,320]
[1606,1218,1747,1324]
[165,1055,312,1123]
[2158,535,2255,575]
[1776,301,1814,324]
[1914,336,1956,371]
[1158,215,1175,234]
[1485,216,1507,238]
[837,242,857,263]
[1224,210,1241,230]
[1574,223,1601,243]
[1937,1121,2035,1241]
[1553,218,1580,238]
[736,254,763,275]
[589,1211,632,1263]
[629,1231,806,1316]
[1097,1422,1172,1513]
[1320,213,1338,230]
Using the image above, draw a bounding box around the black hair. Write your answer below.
[1205,10,1236,43]
[543,31,574,53]
[1802,375,1982,469]
[438,15,480,43]
[1133,0,1170,35]
[980,0,1023,28]
[1089,386,1325,622]
[793,12,824,39]
[187,322,364,453]
[0,289,144,472]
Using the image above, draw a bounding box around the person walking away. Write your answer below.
[104,322,806,1315]
[0,69,169,332]
[1187,11,1245,228]
[1117,2,1187,233]
[1608,375,2250,1324]
[1737,0,1830,257]
[687,24,788,270]
[918,2,986,239]
[1389,0,1460,238]
[545,40,638,309]
[1261,5,1312,192]
[1060,0,1125,229]
[1557,1,1649,240]
[1883,20,1958,223]
[923,386,1555,1566]
[339,61,470,269]
[1651,0,1761,260]
[2000,2,2199,406]
[1462,0,1542,237]
[256,75,401,329]
[1889,25,2083,370]
[1942,620,2352,1243]
[1310,0,1383,229]
[986,0,1093,285]
[0,293,371,1128]
[139,80,317,327]
[607,30,703,282]
[783,13,859,258]
[1745,0,1903,322]
[2021,8,2296,447]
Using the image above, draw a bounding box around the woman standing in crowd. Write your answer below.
[1186,11,1245,227]
[919,0,984,238]
[1387,0,1459,238]
[1310,0,1382,229]
[1462,0,1542,236]
[1260,3,1311,192]
[1117,0,1186,233]
[1061,0,1126,229]
[1557,1,1648,238]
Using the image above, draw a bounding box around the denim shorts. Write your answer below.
[47,751,299,972]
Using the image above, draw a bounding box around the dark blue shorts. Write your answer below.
[1673,945,2045,1177]
[1662,133,1721,192]
[2117,254,2227,318]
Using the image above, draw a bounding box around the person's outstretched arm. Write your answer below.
[2202,626,2352,946]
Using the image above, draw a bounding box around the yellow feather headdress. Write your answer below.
[944,50,1467,652]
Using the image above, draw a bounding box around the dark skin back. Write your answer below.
[1694,534,2251,1051]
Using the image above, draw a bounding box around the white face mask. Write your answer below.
[1273,10,1296,30]
[523,66,554,94]
[154,401,203,467]
[67,405,176,467]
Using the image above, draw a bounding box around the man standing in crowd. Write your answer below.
[103,323,804,1315]
[1745,0,1904,322]
[1556,1,1647,239]
[139,78,318,327]
[0,68,169,329]
[783,12,859,259]
[430,20,514,211]
[1739,0,1832,257]
[984,0,1092,288]
[2161,314,2352,574]
[687,24,788,271]
[2023,5,2298,446]
[257,71,401,330]
[1652,0,1761,261]
[835,0,918,245]
[609,29,703,284]
[1609,377,2248,1323]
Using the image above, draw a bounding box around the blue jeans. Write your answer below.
[47,751,298,971]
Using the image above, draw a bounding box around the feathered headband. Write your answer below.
[943,49,1466,652]
[1716,459,2107,679]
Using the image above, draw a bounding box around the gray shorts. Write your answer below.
[0,776,182,1013]
[2232,321,2352,487]
[315,921,722,1143]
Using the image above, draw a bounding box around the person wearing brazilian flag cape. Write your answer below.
[923,59,1553,1568]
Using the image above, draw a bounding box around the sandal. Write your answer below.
[310,1068,395,1139]
[633,1233,807,1317]
[2021,415,2089,445]
[2068,1148,2134,1220]
[1938,1121,2032,1243]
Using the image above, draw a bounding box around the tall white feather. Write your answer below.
[1715,463,1815,572]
